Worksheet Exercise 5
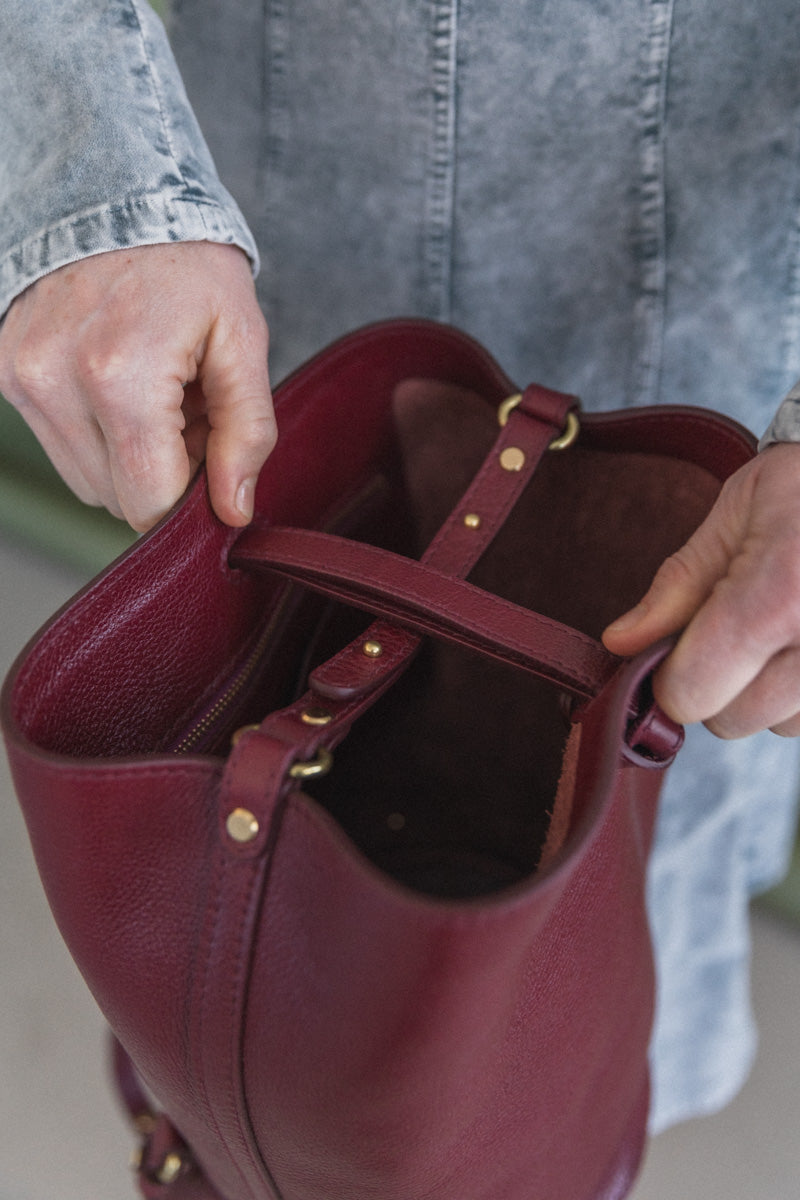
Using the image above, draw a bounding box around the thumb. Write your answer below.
[200,311,276,526]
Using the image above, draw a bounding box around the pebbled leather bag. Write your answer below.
[1,320,755,1200]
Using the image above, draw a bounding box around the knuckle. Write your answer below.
[3,337,57,402]
[239,411,277,456]
[742,543,800,636]
[214,307,270,371]
[114,426,175,484]
[226,303,270,350]
[704,712,742,740]
[770,719,800,738]
[76,344,131,397]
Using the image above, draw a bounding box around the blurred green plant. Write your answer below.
[0,398,135,572]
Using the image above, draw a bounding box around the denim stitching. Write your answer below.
[634,0,674,407]
[778,110,800,394]
[260,0,290,317]
[424,0,459,321]
[129,0,208,233]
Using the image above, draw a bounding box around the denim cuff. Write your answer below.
[758,380,800,450]
[0,188,260,318]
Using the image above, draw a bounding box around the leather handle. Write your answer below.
[230,525,619,701]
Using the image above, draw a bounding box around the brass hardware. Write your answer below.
[230,723,260,747]
[301,706,334,726]
[463,512,482,529]
[362,640,383,658]
[387,812,406,831]
[226,807,260,844]
[289,747,334,780]
[133,1113,156,1136]
[156,1153,185,1186]
[498,392,580,451]
[130,1145,144,1172]
[548,409,580,451]
[497,393,522,427]
[499,446,526,472]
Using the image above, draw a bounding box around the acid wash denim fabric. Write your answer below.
[2,0,800,1135]
[0,0,257,310]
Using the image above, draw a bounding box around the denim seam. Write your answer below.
[634,0,674,407]
[260,0,290,320]
[129,0,208,238]
[424,0,459,321]
[777,108,800,394]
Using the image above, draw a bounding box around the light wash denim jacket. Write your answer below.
[2,0,799,1134]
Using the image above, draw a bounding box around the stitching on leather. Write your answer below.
[195,847,285,1200]
[260,534,609,692]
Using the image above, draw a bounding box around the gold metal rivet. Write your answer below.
[301,706,334,726]
[463,512,482,529]
[156,1153,185,1186]
[500,446,526,472]
[231,723,260,747]
[363,640,383,658]
[130,1145,144,1172]
[226,807,260,844]
[387,812,406,831]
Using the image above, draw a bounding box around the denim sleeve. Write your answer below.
[0,0,259,318]
[758,381,800,450]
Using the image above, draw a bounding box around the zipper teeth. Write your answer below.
[171,590,292,755]
[172,476,391,755]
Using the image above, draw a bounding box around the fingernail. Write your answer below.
[605,602,649,635]
[236,478,256,522]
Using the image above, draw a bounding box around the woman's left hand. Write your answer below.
[603,442,800,738]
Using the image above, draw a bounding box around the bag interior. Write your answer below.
[11,378,723,898]
[240,380,721,897]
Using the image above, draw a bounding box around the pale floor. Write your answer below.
[1,535,798,1199]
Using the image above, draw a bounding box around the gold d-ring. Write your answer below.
[497,394,580,451]
[497,393,523,427]
[548,409,580,451]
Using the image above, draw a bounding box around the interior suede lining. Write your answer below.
[302,381,721,897]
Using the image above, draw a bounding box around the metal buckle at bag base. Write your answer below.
[130,1148,187,1188]
[130,1113,194,1192]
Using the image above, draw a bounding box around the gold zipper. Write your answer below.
[171,474,392,756]
[170,585,296,755]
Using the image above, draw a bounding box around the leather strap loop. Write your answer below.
[230,527,617,701]
[225,388,649,815]
[232,386,577,705]
[420,383,576,576]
